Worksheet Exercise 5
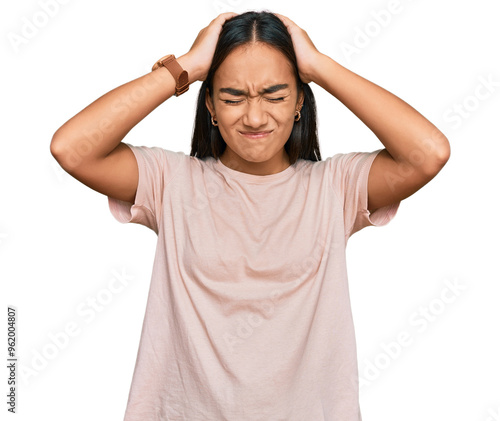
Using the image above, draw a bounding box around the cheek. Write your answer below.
[284,108,296,121]
[217,109,240,126]
[217,104,296,127]
[274,101,297,119]
[274,108,296,127]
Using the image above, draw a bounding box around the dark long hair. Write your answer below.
[190,11,321,164]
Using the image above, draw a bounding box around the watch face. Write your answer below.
[160,55,175,66]
[152,54,174,71]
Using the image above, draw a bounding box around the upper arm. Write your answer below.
[52,142,139,205]
[367,147,449,213]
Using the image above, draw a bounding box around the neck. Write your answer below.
[220,148,290,176]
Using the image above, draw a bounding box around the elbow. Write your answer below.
[437,137,451,168]
[50,133,64,161]
[422,135,451,178]
[50,131,73,169]
[50,132,94,172]
[434,136,451,169]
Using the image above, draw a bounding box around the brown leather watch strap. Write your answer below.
[152,54,189,97]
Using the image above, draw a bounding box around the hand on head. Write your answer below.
[183,12,239,82]
[273,13,322,84]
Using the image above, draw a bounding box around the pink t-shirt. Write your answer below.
[108,142,400,421]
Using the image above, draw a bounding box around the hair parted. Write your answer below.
[190,10,322,164]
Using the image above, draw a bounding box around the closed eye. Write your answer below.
[221,97,286,104]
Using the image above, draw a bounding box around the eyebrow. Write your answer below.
[219,84,289,96]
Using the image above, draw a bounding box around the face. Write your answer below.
[206,42,304,175]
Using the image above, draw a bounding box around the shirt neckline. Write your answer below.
[214,157,298,184]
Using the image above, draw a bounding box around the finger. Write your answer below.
[274,13,292,26]
[273,13,285,24]
[215,11,239,23]
[274,13,296,33]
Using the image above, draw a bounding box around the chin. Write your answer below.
[241,150,274,163]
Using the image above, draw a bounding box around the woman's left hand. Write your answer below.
[274,13,323,84]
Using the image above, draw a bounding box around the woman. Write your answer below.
[50,10,450,421]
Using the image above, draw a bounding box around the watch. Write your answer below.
[152,54,189,97]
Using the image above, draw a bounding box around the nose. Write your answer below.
[242,99,268,128]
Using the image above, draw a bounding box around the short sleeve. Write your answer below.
[107,142,183,234]
[329,148,400,240]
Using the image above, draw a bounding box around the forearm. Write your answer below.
[50,54,198,168]
[309,53,450,168]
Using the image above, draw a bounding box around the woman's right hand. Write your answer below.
[179,12,239,83]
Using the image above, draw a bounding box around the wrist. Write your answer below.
[304,52,331,85]
[177,53,201,84]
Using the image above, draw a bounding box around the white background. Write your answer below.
[2,0,499,420]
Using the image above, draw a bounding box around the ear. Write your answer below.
[205,88,215,116]
[297,87,304,110]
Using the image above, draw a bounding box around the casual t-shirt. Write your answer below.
[108,142,400,421]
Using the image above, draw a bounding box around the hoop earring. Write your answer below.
[211,115,218,126]
[294,110,301,122]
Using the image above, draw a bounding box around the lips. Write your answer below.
[239,130,273,139]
